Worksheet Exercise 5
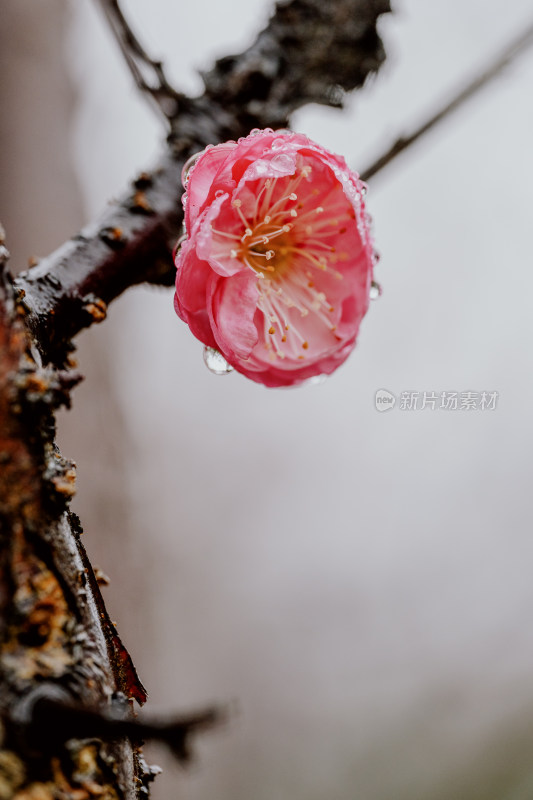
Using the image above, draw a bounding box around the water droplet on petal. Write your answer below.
[271,138,286,150]
[181,150,204,186]
[203,346,234,375]
[249,128,262,136]
[214,189,225,198]
[370,281,382,300]
[271,153,294,172]
[244,160,271,179]
[174,233,187,260]
[309,374,328,386]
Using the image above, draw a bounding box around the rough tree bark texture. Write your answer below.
[0,1,389,797]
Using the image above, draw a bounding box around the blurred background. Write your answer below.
[2,1,533,798]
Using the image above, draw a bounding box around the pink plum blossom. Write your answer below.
[174,128,375,387]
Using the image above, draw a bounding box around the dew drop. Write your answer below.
[249,128,262,136]
[271,138,286,150]
[271,153,294,172]
[203,346,234,375]
[246,160,270,179]
[370,280,382,300]
[174,233,187,259]
[181,150,204,186]
[307,374,328,386]
[214,189,225,198]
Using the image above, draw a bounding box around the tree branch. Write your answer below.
[361,16,533,182]
[0,273,147,798]
[11,684,226,765]
[13,0,391,366]
[94,0,184,122]
[199,0,391,131]
[1,5,391,796]
[13,154,182,365]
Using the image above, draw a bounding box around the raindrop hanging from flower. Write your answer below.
[173,128,378,388]
[203,346,234,375]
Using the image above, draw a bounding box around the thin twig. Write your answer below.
[361,18,533,182]
[94,0,183,123]
[12,684,227,764]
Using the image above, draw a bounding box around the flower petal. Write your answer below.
[208,271,259,361]
[184,142,237,229]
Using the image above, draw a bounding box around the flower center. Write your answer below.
[211,166,353,361]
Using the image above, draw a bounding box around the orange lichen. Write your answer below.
[1,525,72,682]
[82,298,107,323]
[0,313,42,528]
[51,468,77,498]
[10,747,120,800]
[131,190,153,214]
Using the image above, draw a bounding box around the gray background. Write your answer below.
[3,1,533,798]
